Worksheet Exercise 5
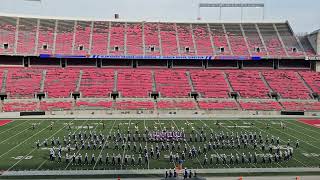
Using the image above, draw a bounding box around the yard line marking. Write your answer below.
[0,120,49,159]
[92,119,116,170]
[255,120,320,151]
[281,122,320,143]
[253,120,310,167]
[171,119,204,169]
[156,119,177,169]
[64,119,102,170]
[6,120,72,171]
[34,119,85,171]
[144,119,150,170]
[0,127,30,144]
[0,120,30,136]
[191,119,232,169]
[36,160,47,170]
[285,120,320,136]
[120,119,131,170]
[224,119,283,168]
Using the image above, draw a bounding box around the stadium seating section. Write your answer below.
[75,100,112,109]
[262,71,311,99]
[281,101,320,111]
[239,101,282,111]
[115,100,154,110]
[226,70,269,98]
[198,100,238,110]
[1,16,315,57]
[3,101,37,112]
[6,68,42,98]
[0,16,319,113]
[80,68,114,98]
[44,68,79,98]
[155,69,191,98]
[117,69,152,97]
[157,100,196,110]
[190,70,229,98]
[0,67,318,112]
[40,101,72,111]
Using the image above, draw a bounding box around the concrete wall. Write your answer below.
[308,31,320,55]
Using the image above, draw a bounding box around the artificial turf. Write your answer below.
[0,118,319,172]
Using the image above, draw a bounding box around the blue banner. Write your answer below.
[40,54,261,61]
[90,55,212,60]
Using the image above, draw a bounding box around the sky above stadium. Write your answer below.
[0,0,319,33]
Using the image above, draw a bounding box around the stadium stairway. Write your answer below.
[273,24,290,57]
[259,72,274,94]
[239,24,253,56]
[113,70,118,92]
[1,70,8,93]
[223,72,235,93]
[296,72,316,96]
[39,70,47,92]
[185,71,196,93]
[151,70,157,92]
[75,70,83,93]
[222,24,234,56]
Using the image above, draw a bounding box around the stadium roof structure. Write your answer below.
[310,29,320,35]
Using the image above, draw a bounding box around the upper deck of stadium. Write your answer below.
[0,14,316,59]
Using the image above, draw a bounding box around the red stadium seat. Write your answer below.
[157,100,196,110]
[198,100,238,110]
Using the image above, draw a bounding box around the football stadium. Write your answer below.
[0,0,319,179]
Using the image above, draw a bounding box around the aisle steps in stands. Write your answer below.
[151,70,157,92]
[1,70,7,93]
[259,72,280,98]
[222,24,234,55]
[75,70,83,92]
[273,24,289,57]
[296,72,316,98]
[113,70,118,92]
[39,70,47,92]
[234,99,242,110]
[223,72,233,92]
[186,71,195,92]
[239,24,252,56]
[255,24,269,57]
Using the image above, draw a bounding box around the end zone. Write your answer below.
[298,119,320,128]
[0,120,13,127]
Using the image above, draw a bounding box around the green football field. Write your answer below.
[0,118,319,172]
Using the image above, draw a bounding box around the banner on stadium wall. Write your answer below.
[39,54,261,61]
[305,56,320,61]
